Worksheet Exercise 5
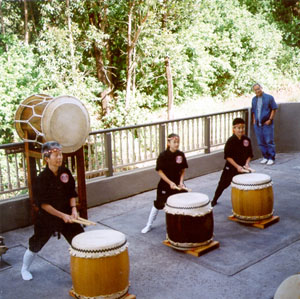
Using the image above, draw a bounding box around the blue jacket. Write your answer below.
[251,93,278,125]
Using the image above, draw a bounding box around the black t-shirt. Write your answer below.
[34,165,77,230]
[224,134,253,169]
[156,149,188,189]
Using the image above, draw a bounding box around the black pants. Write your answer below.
[29,222,84,253]
[213,167,238,203]
[154,188,188,210]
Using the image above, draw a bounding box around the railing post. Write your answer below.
[159,124,166,153]
[246,107,251,137]
[105,132,113,177]
[204,117,211,154]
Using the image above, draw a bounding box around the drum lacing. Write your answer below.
[165,201,210,210]
[71,239,127,254]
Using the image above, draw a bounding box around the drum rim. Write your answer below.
[166,192,210,209]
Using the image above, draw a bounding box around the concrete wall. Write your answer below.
[1,103,298,233]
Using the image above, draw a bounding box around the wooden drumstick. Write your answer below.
[78,217,97,226]
[72,218,97,226]
[175,185,192,192]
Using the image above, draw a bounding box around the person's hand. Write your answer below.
[170,182,177,189]
[237,165,244,173]
[178,183,185,189]
[71,207,79,220]
[62,213,73,223]
[264,119,272,126]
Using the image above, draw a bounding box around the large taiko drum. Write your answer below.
[69,230,130,299]
[164,192,214,250]
[274,274,300,299]
[15,94,90,153]
[231,173,274,222]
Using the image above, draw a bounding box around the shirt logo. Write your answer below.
[176,156,183,164]
[243,139,249,147]
[60,173,69,183]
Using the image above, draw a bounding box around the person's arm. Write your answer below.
[41,203,73,223]
[157,170,177,189]
[70,197,79,219]
[244,157,252,168]
[226,157,243,173]
[178,169,186,188]
[264,109,276,125]
[252,112,256,125]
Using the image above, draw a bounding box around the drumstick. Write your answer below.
[242,166,256,173]
[78,217,97,226]
[175,186,192,192]
[72,218,97,226]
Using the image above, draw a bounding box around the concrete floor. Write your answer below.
[1,152,300,299]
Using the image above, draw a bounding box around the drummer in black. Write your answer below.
[141,133,188,233]
[211,118,253,207]
[21,141,84,281]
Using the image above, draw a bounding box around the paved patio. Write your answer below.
[1,152,300,299]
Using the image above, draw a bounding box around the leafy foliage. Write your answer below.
[0,0,299,144]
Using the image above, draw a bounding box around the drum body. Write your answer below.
[231,173,274,222]
[15,94,90,153]
[164,192,214,250]
[70,230,129,299]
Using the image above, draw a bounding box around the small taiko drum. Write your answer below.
[274,274,300,299]
[164,192,214,250]
[70,230,130,299]
[231,173,274,222]
[15,94,90,153]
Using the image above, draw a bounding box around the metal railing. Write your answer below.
[0,108,248,200]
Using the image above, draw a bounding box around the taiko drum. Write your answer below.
[15,94,90,153]
[231,173,274,223]
[70,230,130,299]
[164,192,214,250]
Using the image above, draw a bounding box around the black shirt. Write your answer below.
[224,134,253,169]
[34,165,77,230]
[156,149,188,189]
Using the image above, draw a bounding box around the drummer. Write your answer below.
[211,118,253,206]
[21,141,84,281]
[141,133,188,233]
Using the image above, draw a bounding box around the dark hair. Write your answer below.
[232,118,245,126]
[42,141,62,158]
[252,82,262,89]
[167,133,179,149]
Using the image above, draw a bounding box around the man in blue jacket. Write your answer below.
[251,83,278,165]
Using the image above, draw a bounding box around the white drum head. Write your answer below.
[165,192,211,216]
[232,173,271,185]
[72,229,126,251]
[274,274,300,299]
[70,229,128,258]
[42,95,90,153]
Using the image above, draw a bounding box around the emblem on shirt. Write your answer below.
[176,156,183,164]
[243,139,249,147]
[60,173,69,183]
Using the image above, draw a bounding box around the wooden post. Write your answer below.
[74,146,88,219]
[24,132,40,223]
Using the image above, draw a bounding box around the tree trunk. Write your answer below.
[66,0,75,73]
[165,56,174,120]
[24,0,29,45]
[89,4,114,116]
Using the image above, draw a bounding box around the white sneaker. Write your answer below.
[266,159,274,165]
[260,158,268,164]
